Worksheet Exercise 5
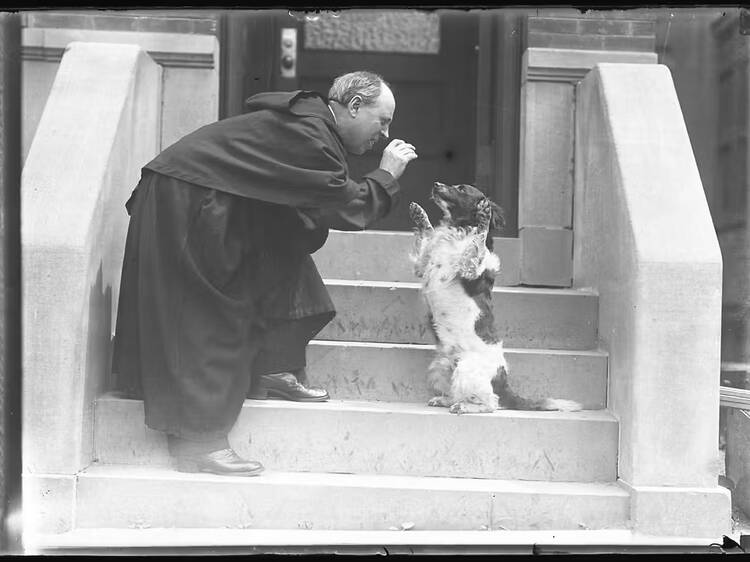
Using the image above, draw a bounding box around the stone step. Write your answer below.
[25,527,727,553]
[95,397,618,482]
[312,230,522,285]
[318,281,598,350]
[307,341,608,409]
[71,464,630,532]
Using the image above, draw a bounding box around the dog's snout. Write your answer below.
[433,182,448,196]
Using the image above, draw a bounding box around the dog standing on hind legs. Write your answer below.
[409,181,582,415]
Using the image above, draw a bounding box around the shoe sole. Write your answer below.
[174,462,265,477]
[249,389,330,402]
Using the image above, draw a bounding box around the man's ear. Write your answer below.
[489,201,506,231]
[348,95,362,117]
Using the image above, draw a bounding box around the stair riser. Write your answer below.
[74,474,629,531]
[313,232,521,285]
[95,400,618,482]
[307,343,608,409]
[317,284,598,350]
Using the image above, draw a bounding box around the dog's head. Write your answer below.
[431,182,506,231]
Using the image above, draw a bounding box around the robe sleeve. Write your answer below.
[310,168,400,231]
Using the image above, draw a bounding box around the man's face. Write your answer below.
[339,86,395,155]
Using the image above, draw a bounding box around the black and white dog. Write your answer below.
[409,182,582,414]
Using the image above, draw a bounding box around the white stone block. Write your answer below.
[22,42,161,475]
[160,65,218,149]
[21,60,59,164]
[519,81,575,228]
[22,475,76,534]
[523,48,658,83]
[573,63,728,535]
[620,480,731,539]
[520,226,573,286]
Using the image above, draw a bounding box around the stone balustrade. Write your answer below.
[21,42,161,533]
[574,62,730,537]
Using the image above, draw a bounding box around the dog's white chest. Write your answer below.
[419,229,493,350]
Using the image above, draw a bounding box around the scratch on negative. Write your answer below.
[543,450,555,473]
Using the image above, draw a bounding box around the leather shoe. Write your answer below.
[249,372,329,402]
[173,448,264,477]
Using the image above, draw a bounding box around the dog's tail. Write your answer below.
[492,375,582,412]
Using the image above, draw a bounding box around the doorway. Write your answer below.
[220,9,519,232]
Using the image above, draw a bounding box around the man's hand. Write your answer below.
[379,139,418,180]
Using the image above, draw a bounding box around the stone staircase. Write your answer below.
[79,228,629,535]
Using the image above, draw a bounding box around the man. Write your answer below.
[112,71,417,477]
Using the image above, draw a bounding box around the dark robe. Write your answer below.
[112,91,399,440]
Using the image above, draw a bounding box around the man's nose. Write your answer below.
[381,125,390,139]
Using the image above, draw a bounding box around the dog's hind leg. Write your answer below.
[449,397,498,415]
[426,351,454,407]
[447,351,499,414]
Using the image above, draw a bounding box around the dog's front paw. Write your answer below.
[409,202,432,230]
[449,400,495,415]
[427,395,451,408]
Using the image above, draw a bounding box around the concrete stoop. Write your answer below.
[26,232,730,543]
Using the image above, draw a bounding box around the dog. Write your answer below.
[409,182,582,414]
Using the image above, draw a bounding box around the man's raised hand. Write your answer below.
[379,139,418,180]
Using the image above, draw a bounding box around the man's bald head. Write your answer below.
[328,71,395,155]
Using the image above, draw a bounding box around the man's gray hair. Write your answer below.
[328,71,390,106]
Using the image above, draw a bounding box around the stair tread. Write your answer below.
[100,395,616,422]
[35,528,725,551]
[325,229,517,241]
[309,339,609,357]
[323,278,596,296]
[80,463,627,496]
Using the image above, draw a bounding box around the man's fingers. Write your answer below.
[387,139,416,151]
[392,145,416,155]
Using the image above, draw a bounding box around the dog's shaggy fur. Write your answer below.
[409,182,582,415]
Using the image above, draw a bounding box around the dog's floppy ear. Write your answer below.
[489,201,506,231]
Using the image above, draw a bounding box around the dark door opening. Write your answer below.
[220,9,519,233]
